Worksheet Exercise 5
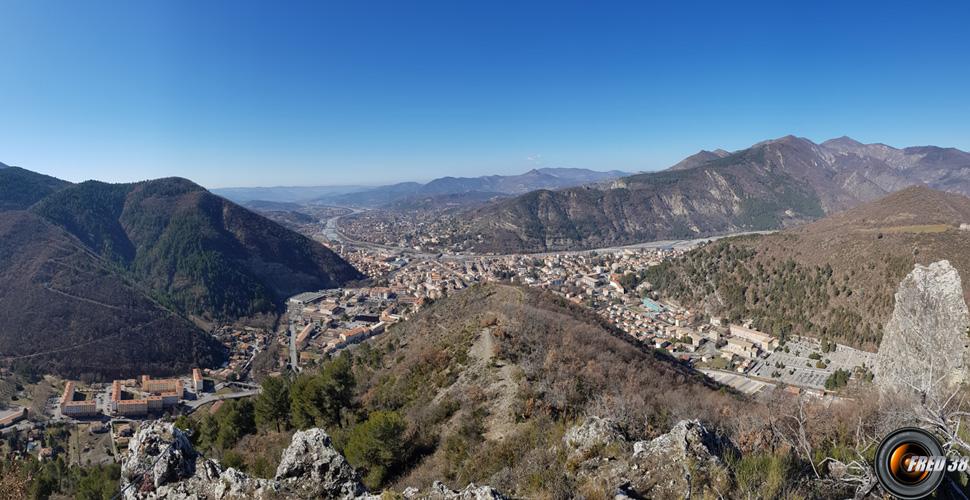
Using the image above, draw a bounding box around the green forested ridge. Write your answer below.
[0,167,71,212]
[644,239,893,348]
[0,211,227,378]
[0,168,358,378]
[30,176,362,320]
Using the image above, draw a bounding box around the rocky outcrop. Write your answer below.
[274,429,368,498]
[561,418,734,499]
[121,422,368,499]
[403,482,508,499]
[120,422,508,500]
[875,260,970,399]
[628,420,734,499]
[563,416,626,460]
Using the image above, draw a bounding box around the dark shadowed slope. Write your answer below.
[0,166,71,211]
[32,176,364,320]
[0,211,226,378]
[0,166,363,378]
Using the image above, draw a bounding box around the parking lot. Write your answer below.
[750,337,877,389]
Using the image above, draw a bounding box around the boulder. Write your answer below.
[418,482,509,499]
[627,420,733,499]
[563,416,626,460]
[275,428,366,499]
[121,422,363,499]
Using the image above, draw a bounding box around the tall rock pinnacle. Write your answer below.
[875,260,970,399]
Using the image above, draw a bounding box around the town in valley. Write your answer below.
[0,205,878,468]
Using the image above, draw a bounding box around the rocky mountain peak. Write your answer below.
[667,149,731,171]
[875,260,970,399]
[821,136,865,150]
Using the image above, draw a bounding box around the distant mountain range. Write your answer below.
[0,166,362,378]
[215,167,632,208]
[458,136,970,252]
[211,185,369,204]
[644,185,970,351]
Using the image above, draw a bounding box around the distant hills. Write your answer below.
[0,166,362,378]
[643,186,970,351]
[212,185,369,204]
[214,167,632,208]
[458,136,970,252]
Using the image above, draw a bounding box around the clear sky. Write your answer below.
[2,1,969,188]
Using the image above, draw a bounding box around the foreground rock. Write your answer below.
[875,260,970,399]
[563,416,626,461]
[404,482,508,499]
[121,422,507,500]
[629,420,734,498]
[562,417,734,499]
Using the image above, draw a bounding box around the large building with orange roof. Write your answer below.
[60,381,97,417]
[110,374,186,417]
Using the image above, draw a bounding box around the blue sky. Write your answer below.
[2,1,969,188]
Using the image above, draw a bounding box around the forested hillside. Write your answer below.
[0,167,70,211]
[0,211,226,378]
[0,166,361,377]
[32,177,363,319]
[643,186,970,350]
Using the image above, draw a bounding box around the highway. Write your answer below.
[184,389,261,413]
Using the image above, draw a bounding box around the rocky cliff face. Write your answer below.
[120,422,507,500]
[875,260,970,399]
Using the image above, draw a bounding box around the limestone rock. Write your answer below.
[121,422,363,499]
[275,428,366,499]
[120,422,508,500]
[627,420,733,499]
[563,416,626,459]
[875,260,970,399]
[418,482,509,499]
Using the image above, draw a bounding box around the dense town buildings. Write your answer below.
[311,234,877,395]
